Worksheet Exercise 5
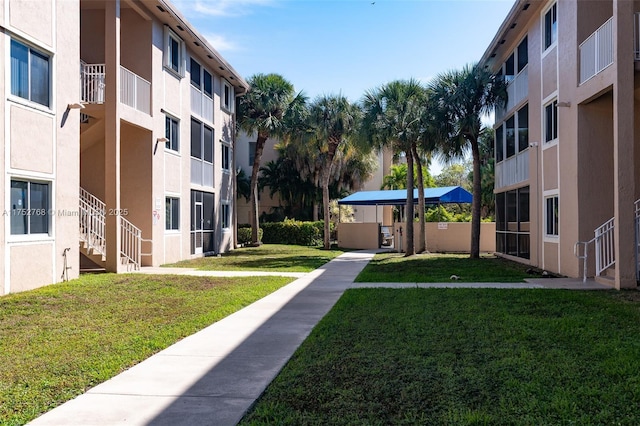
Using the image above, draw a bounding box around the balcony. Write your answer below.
[495,150,529,189]
[80,62,151,115]
[495,66,528,121]
[579,17,613,84]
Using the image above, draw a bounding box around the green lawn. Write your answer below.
[0,273,293,426]
[165,244,345,272]
[241,288,640,425]
[356,252,533,282]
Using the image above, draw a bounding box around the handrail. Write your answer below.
[575,217,615,282]
[120,216,142,271]
[79,187,106,257]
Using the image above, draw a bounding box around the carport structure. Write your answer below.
[338,186,473,221]
[336,186,474,250]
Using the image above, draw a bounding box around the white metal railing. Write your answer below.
[80,61,105,104]
[120,66,151,115]
[495,150,529,189]
[79,187,106,257]
[495,66,528,121]
[595,217,615,276]
[574,217,615,282]
[120,216,142,271]
[580,17,613,84]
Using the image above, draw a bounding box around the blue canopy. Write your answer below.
[337,186,472,206]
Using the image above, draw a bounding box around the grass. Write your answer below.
[165,244,345,272]
[0,273,293,426]
[356,252,533,283]
[241,288,640,425]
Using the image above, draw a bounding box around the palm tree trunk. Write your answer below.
[249,134,267,245]
[412,144,426,253]
[470,138,482,258]
[322,168,332,250]
[405,151,415,256]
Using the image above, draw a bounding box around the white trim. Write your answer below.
[541,1,558,56]
[163,25,184,78]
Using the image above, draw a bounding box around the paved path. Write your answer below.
[29,251,611,426]
[29,250,377,426]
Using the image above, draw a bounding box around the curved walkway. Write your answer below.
[29,250,609,426]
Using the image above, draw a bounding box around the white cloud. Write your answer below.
[202,33,238,52]
[183,0,276,17]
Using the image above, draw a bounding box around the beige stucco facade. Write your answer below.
[0,0,80,295]
[484,0,640,288]
[0,0,247,294]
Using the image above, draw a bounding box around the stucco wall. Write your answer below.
[338,222,496,253]
[337,222,380,249]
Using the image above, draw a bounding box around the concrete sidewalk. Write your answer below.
[29,251,612,426]
[29,250,377,426]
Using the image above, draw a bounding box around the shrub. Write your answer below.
[261,219,328,246]
[237,224,263,245]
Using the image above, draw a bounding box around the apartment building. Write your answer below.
[483,0,639,288]
[1,0,248,295]
[1,0,80,294]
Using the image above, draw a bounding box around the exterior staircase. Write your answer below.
[79,187,143,271]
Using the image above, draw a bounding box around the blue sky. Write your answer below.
[173,0,515,172]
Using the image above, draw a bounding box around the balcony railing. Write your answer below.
[120,66,151,115]
[579,17,613,84]
[495,66,528,121]
[80,62,150,115]
[495,149,529,189]
[81,62,105,104]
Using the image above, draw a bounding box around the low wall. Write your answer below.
[338,222,496,252]
[423,222,496,253]
[337,222,381,249]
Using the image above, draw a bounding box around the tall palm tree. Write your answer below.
[236,73,306,245]
[308,95,361,250]
[430,63,507,258]
[361,79,429,256]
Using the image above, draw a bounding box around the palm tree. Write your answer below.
[361,79,429,256]
[308,95,361,250]
[430,63,507,258]
[236,73,306,245]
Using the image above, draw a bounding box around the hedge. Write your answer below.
[238,220,333,246]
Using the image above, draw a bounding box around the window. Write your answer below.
[544,100,558,143]
[495,125,504,163]
[249,141,256,166]
[190,58,201,89]
[10,39,50,107]
[165,115,179,152]
[203,70,213,98]
[545,196,559,236]
[517,36,528,72]
[505,53,515,81]
[517,105,529,152]
[222,142,231,171]
[10,180,49,235]
[191,118,214,186]
[165,197,180,230]
[544,3,558,50]
[164,27,183,75]
[506,115,516,158]
[223,81,233,111]
[221,202,230,229]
